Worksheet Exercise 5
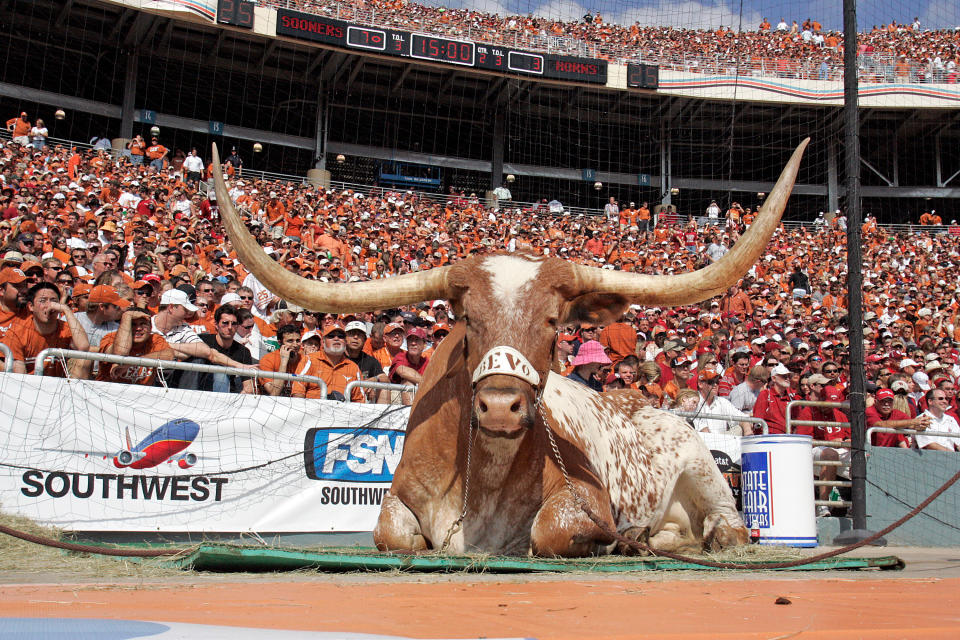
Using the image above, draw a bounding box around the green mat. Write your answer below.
[167,545,905,573]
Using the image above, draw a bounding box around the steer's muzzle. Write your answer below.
[473,375,536,437]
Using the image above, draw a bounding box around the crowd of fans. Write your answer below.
[260,0,960,82]
[2,125,960,474]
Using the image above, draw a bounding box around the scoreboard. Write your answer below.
[275,9,634,86]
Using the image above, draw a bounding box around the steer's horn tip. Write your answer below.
[211,142,221,166]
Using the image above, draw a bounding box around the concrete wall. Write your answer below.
[866,448,960,547]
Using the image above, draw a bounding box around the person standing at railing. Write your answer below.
[5,111,30,146]
[295,323,364,402]
[5,282,89,376]
[866,388,927,447]
[917,389,960,452]
[97,307,174,386]
[0,266,29,343]
[126,134,146,165]
[29,119,47,150]
[144,136,168,173]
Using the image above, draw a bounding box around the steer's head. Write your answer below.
[212,139,808,437]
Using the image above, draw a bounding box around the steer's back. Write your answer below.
[543,374,731,533]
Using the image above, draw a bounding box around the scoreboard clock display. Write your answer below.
[626,63,659,89]
[276,9,611,84]
[410,34,475,66]
[217,0,254,29]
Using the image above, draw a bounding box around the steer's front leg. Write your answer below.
[529,485,616,557]
[374,491,428,552]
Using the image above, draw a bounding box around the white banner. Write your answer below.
[0,373,747,534]
[0,374,408,533]
[104,0,217,22]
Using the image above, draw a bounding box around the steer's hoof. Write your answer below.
[617,526,651,556]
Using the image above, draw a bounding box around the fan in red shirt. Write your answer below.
[866,388,930,447]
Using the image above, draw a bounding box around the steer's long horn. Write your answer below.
[212,144,452,313]
[571,138,809,305]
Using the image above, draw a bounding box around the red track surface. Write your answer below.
[3,576,959,639]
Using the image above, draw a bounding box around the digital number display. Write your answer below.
[508,51,544,74]
[217,0,254,29]
[626,63,659,89]
[410,35,474,66]
[347,26,387,51]
[275,9,607,84]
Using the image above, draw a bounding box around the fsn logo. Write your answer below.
[303,428,404,482]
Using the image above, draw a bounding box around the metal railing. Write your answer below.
[0,343,12,373]
[867,427,960,448]
[32,348,328,398]
[344,380,416,403]
[785,399,851,434]
[670,410,768,434]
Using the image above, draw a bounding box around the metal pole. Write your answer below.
[835,0,883,546]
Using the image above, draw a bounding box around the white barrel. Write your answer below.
[741,434,817,547]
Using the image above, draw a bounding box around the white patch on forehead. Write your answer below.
[479,255,543,315]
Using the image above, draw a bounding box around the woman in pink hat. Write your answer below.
[566,339,611,392]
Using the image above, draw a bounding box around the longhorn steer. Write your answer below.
[212,139,809,557]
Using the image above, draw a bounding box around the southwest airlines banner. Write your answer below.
[0,373,408,533]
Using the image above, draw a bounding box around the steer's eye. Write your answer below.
[546,318,557,328]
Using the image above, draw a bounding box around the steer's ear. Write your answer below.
[561,292,630,327]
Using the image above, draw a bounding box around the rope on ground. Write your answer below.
[577,466,960,570]
[0,524,194,558]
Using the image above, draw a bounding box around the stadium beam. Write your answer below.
[120,51,138,140]
[490,112,504,191]
[835,0,880,547]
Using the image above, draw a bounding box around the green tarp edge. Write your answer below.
[166,545,905,573]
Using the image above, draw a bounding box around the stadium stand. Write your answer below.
[0,133,959,452]
[257,1,960,82]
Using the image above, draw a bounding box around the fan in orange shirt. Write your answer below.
[98,308,174,385]
[6,282,89,376]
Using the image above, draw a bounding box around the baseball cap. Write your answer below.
[806,373,830,385]
[2,250,24,264]
[876,389,895,401]
[72,283,91,298]
[406,327,428,340]
[0,267,26,285]
[88,285,131,309]
[865,354,884,363]
[670,355,693,368]
[899,358,920,369]
[558,333,577,343]
[322,323,345,337]
[301,329,323,343]
[385,322,405,335]
[770,363,791,377]
[890,379,910,393]
[160,288,198,312]
[344,320,368,336]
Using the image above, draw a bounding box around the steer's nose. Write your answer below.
[474,386,532,435]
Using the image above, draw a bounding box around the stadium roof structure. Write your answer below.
[2,0,959,218]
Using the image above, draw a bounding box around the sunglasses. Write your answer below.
[326,332,346,339]
[238,295,253,300]
[823,368,839,374]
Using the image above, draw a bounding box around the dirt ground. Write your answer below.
[2,547,960,638]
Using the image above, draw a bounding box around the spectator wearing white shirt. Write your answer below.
[918,388,960,451]
[183,148,204,185]
[693,370,751,435]
[728,365,769,414]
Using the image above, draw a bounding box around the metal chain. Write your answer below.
[440,401,475,552]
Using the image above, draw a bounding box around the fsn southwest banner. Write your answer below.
[0,374,408,533]
[0,374,742,534]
